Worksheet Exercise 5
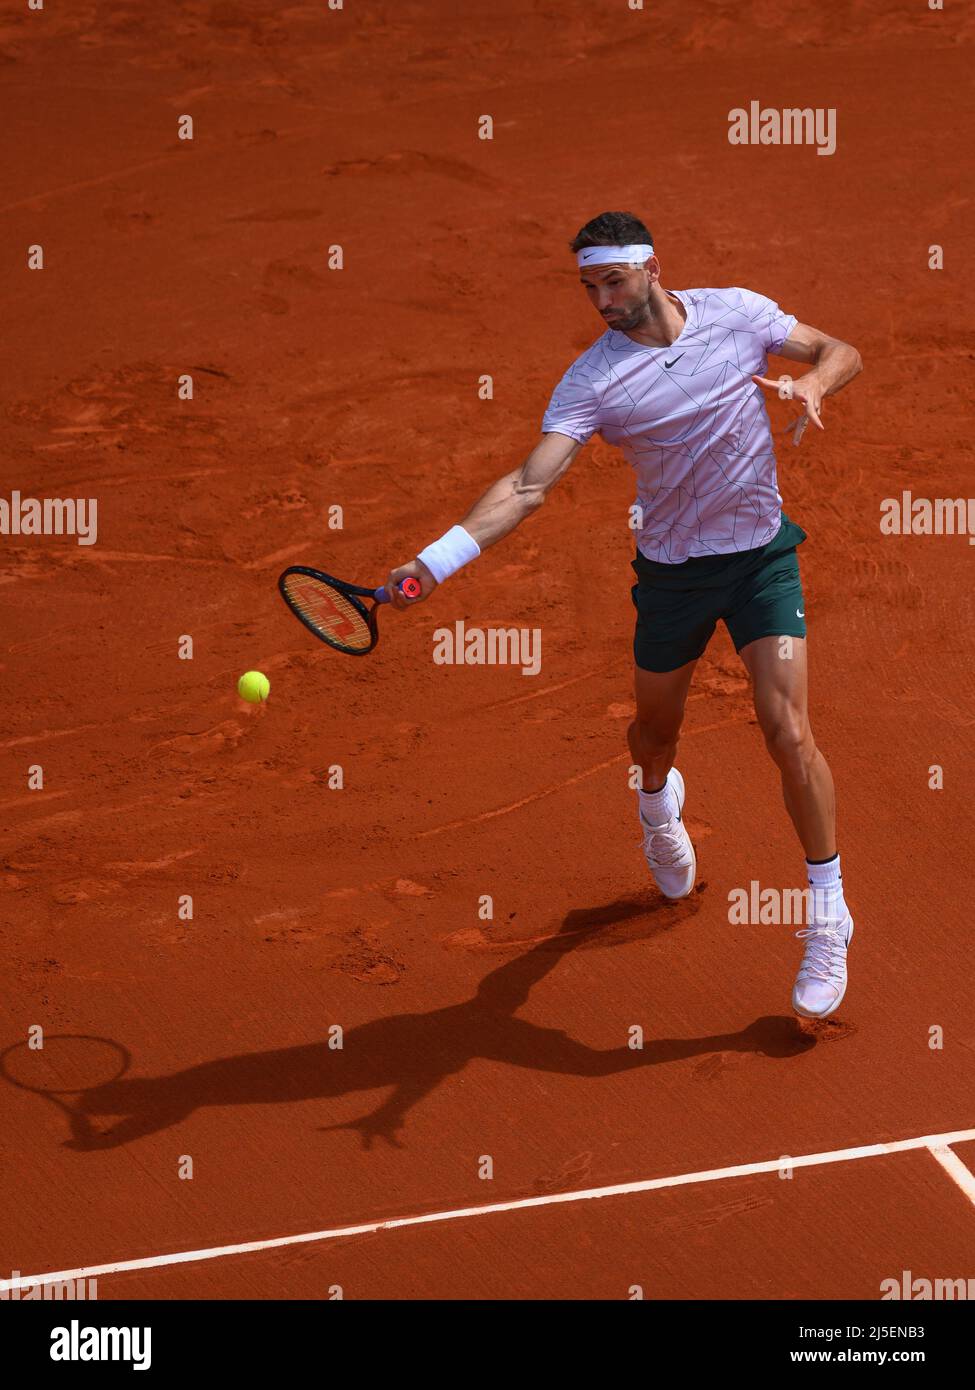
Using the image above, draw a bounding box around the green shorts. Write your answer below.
[631,513,808,673]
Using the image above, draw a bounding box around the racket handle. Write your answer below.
[375,577,422,604]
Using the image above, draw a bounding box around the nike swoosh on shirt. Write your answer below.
[796,609,805,618]
[663,354,684,368]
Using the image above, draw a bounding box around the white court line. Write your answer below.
[2,1125,974,1293]
[927,1144,975,1206]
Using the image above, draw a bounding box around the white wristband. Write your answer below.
[416,524,481,584]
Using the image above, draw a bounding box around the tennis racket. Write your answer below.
[279,567,421,655]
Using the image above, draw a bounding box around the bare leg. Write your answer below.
[738,636,836,859]
[627,659,698,791]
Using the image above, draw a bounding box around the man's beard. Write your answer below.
[608,299,651,330]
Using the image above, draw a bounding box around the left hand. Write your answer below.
[752,371,826,447]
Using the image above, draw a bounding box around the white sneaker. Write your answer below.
[638,767,696,900]
[792,914,854,1018]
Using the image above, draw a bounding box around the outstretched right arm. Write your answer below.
[384,430,582,609]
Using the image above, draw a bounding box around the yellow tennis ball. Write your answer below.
[237,670,270,703]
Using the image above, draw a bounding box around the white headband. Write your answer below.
[576,243,654,268]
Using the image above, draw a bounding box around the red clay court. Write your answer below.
[2,1,974,1303]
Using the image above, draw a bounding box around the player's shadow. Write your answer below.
[29,894,815,1151]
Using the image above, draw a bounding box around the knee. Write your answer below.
[762,716,815,775]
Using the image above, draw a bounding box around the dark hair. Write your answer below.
[569,211,653,254]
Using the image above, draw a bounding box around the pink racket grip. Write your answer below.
[375,577,422,604]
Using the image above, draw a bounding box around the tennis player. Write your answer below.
[385,211,863,1020]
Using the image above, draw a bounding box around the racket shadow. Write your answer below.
[3,896,816,1153]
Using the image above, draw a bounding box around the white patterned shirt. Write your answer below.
[541,286,798,562]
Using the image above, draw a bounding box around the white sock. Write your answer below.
[639,776,677,826]
[806,853,849,924]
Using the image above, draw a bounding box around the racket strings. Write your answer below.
[282,572,373,651]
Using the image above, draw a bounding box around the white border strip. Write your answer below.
[3,1126,974,1292]
[927,1143,975,1206]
